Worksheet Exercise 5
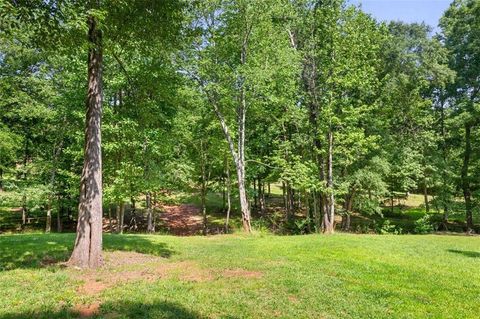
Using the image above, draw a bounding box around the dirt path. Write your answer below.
[158,204,203,236]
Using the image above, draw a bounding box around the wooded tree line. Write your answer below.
[1,0,479,266]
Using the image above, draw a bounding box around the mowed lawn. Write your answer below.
[0,233,479,318]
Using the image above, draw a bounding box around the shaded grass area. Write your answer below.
[0,233,479,318]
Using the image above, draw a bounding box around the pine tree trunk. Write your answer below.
[68,13,103,268]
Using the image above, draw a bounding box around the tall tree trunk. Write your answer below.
[423,177,429,213]
[46,140,61,234]
[21,193,27,226]
[236,162,251,232]
[253,178,258,211]
[461,123,474,232]
[56,199,63,232]
[57,202,63,232]
[46,202,52,233]
[119,202,125,234]
[108,204,113,234]
[237,90,251,231]
[259,180,266,215]
[324,130,335,234]
[224,157,231,233]
[146,192,154,233]
[313,190,320,232]
[0,168,3,192]
[439,96,449,225]
[205,20,252,232]
[68,13,103,268]
[201,185,207,235]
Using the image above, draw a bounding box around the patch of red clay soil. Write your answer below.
[73,302,100,318]
[159,204,203,235]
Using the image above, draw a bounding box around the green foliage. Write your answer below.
[414,215,435,234]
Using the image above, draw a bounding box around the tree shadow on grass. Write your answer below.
[0,300,211,319]
[447,249,480,258]
[0,233,175,271]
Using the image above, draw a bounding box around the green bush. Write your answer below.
[374,219,403,235]
[414,215,434,234]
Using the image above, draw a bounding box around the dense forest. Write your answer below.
[1,0,479,267]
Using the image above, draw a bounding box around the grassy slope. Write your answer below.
[0,233,479,318]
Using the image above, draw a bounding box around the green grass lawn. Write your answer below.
[0,233,479,318]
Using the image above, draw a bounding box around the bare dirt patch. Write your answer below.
[72,252,214,298]
[103,250,163,268]
[70,252,263,317]
[158,204,203,236]
[73,302,100,318]
[222,268,263,279]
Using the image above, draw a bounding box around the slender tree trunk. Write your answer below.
[423,178,429,213]
[237,98,251,231]
[253,178,258,211]
[146,192,154,233]
[313,190,320,232]
[222,176,226,211]
[108,204,113,234]
[119,202,125,234]
[69,13,103,268]
[237,163,251,232]
[22,193,27,226]
[324,130,335,234]
[259,180,266,215]
[225,157,231,233]
[342,190,354,231]
[57,200,63,233]
[0,168,3,192]
[205,20,251,233]
[46,202,52,233]
[201,185,207,235]
[116,204,120,233]
[306,192,312,233]
[439,96,449,225]
[461,123,474,232]
[46,141,61,234]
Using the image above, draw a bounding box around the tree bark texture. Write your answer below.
[68,13,104,268]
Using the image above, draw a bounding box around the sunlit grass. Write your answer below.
[0,233,479,318]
